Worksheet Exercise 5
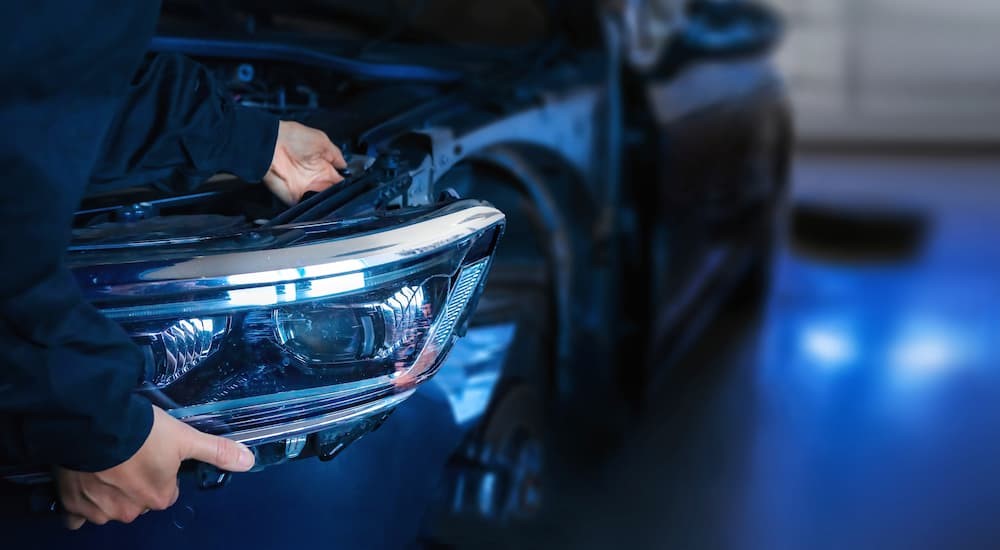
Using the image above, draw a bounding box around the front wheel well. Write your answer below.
[434,144,605,395]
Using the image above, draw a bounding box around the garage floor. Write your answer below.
[493,151,1000,549]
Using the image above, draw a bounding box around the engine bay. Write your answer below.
[73,55,442,246]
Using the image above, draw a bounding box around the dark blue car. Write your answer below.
[1,1,790,547]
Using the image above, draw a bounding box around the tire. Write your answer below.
[424,160,556,534]
[451,384,546,523]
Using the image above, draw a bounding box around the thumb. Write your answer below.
[182,428,256,472]
[318,162,345,186]
[301,164,343,199]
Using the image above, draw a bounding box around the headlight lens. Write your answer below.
[73,202,505,446]
[273,279,447,366]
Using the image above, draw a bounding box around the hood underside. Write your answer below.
[159,0,551,47]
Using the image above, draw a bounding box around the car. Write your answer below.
[0,1,790,547]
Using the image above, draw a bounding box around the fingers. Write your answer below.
[182,427,255,472]
[134,480,179,512]
[267,121,348,205]
[309,127,346,168]
[61,486,146,527]
[295,165,342,202]
[64,514,86,530]
[326,161,346,183]
[323,140,347,169]
[315,162,345,188]
[54,406,214,530]
[85,484,147,524]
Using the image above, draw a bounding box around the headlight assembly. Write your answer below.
[70,201,505,454]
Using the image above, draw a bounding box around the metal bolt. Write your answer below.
[236,63,254,83]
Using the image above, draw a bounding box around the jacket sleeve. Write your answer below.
[89,53,280,191]
[0,1,161,472]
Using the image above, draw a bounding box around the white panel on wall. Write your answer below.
[766,0,1000,142]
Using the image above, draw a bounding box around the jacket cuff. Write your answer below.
[221,106,280,182]
[23,395,153,472]
[85,395,155,472]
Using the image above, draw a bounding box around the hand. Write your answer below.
[55,405,255,529]
[263,121,347,205]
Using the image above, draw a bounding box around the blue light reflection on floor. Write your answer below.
[522,153,1000,550]
[741,153,1000,549]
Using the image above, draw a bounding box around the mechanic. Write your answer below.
[0,2,346,529]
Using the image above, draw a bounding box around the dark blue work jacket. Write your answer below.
[0,2,278,471]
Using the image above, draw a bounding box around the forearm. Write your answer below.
[89,53,280,191]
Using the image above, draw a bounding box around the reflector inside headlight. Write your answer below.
[273,279,448,366]
[133,316,230,387]
[73,202,505,446]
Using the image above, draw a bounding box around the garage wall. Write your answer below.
[768,0,1000,143]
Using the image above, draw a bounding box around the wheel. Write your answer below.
[446,385,546,523]
[420,159,556,545]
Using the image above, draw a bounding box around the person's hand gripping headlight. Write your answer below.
[56,406,255,529]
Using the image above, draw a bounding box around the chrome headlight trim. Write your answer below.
[76,205,505,321]
[181,390,415,447]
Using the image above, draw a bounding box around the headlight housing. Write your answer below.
[72,201,504,451]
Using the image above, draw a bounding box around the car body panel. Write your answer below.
[0,2,791,545]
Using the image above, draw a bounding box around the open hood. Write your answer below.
[159,0,551,48]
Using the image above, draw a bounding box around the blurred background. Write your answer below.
[483,1,1000,548]
[772,0,1000,144]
